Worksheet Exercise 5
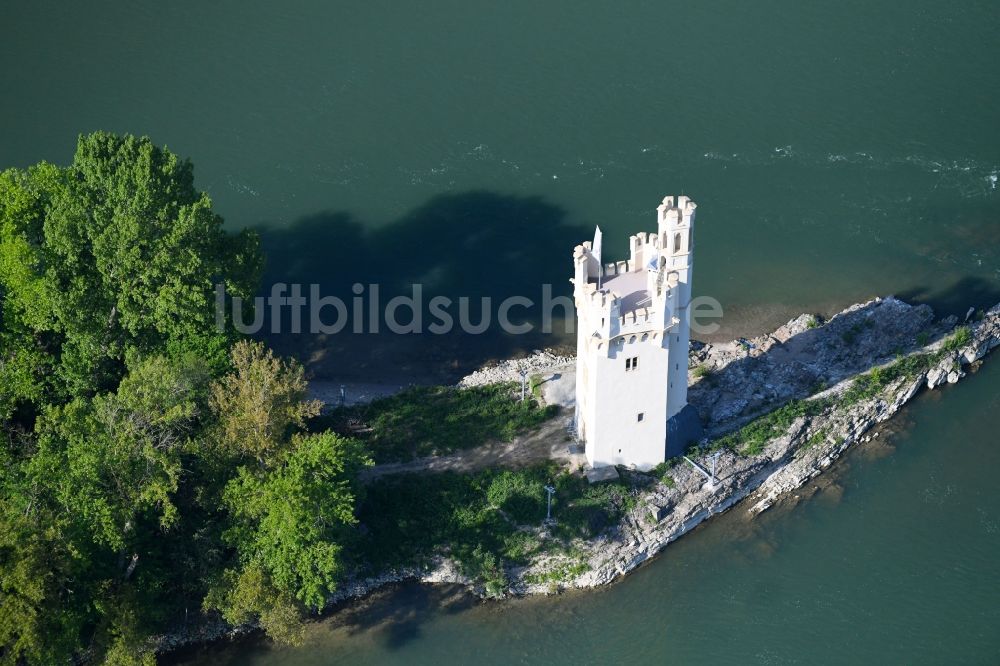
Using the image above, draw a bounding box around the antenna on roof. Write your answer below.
[593,226,603,289]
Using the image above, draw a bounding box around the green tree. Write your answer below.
[205,341,369,643]
[0,508,87,666]
[208,432,369,644]
[31,355,210,550]
[209,340,322,462]
[0,131,261,414]
[0,133,369,663]
[0,354,213,664]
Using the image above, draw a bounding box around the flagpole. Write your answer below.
[593,225,603,290]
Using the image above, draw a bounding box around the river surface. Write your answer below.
[2,2,999,663]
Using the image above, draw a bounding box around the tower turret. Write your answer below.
[572,195,703,470]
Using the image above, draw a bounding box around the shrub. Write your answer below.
[942,326,971,352]
[840,352,937,406]
[842,323,864,345]
[692,364,713,380]
[647,460,677,487]
[801,429,828,451]
[354,463,637,585]
[487,471,546,523]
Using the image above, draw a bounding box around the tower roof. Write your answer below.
[601,270,649,315]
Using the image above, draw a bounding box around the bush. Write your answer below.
[801,429,828,451]
[354,463,637,587]
[842,323,863,345]
[487,471,546,523]
[692,364,713,380]
[942,326,971,352]
[648,460,678,487]
[840,352,939,406]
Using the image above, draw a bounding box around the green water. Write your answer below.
[3,1,999,663]
[3,1,998,350]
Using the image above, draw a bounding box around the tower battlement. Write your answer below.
[572,195,702,470]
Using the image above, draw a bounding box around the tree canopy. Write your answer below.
[0,131,261,415]
[0,134,368,665]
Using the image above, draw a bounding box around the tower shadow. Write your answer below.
[256,191,590,383]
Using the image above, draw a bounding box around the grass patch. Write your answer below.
[529,373,544,400]
[701,349,946,458]
[942,325,971,352]
[840,352,938,406]
[354,463,636,589]
[806,315,819,329]
[801,428,829,451]
[648,459,678,488]
[711,398,830,456]
[692,364,714,380]
[316,383,557,463]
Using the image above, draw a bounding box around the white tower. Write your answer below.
[571,195,700,470]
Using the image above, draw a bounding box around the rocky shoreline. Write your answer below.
[522,298,1000,590]
[157,297,1000,654]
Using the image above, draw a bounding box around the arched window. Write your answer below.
[673,232,682,253]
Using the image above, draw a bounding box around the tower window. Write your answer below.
[637,412,644,422]
[674,233,682,253]
[625,356,639,371]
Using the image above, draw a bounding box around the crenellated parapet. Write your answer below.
[572,194,700,470]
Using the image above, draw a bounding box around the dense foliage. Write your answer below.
[357,463,635,595]
[0,134,368,665]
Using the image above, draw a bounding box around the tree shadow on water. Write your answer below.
[161,585,477,664]
[324,583,476,651]
[256,191,591,382]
